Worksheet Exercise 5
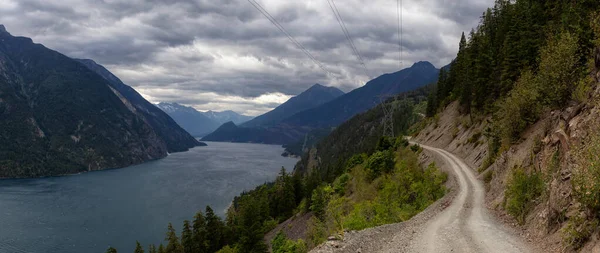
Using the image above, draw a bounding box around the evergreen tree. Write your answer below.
[205,206,224,252]
[134,241,144,253]
[148,245,157,253]
[106,247,117,253]
[165,223,184,253]
[157,244,165,253]
[192,211,208,253]
[181,220,193,253]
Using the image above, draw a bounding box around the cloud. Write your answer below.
[0,0,494,116]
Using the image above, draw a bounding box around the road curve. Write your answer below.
[408,142,531,253]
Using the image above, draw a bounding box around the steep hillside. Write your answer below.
[76,59,202,152]
[0,26,170,178]
[414,2,600,251]
[202,110,253,125]
[156,102,221,137]
[242,84,344,128]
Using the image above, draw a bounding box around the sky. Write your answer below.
[0,0,494,116]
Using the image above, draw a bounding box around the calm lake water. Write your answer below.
[0,142,298,253]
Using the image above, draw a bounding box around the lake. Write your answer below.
[0,142,298,253]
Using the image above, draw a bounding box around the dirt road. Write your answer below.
[311,143,532,253]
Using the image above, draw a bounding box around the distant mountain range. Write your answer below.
[155,102,253,137]
[0,25,202,178]
[202,62,439,145]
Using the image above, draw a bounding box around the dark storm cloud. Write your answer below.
[0,0,494,115]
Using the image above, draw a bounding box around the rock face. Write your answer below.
[76,59,200,152]
[0,27,197,178]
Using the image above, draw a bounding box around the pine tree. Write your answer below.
[106,247,117,253]
[192,211,208,253]
[148,245,157,253]
[181,220,193,253]
[165,223,184,253]
[157,244,165,253]
[205,206,224,252]
[134,241,144,253]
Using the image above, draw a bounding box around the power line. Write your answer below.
[397,0,403,69]
[326,0,369,77]
[247,0,332,75]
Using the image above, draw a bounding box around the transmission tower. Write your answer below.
[379,95,395,138]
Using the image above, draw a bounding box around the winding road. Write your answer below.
[311,142,533,253]
[407,143,531,253]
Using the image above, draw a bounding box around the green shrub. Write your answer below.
[346,153,368,169]
[306,217,327,248]
[562,214,598,250]
[505,167,544,224]
[483,169,494,184]
[572,131,600,219]
[332,173,350,195]
[366,150,395,180]
[410,144,422,153]
[272,232,308,253]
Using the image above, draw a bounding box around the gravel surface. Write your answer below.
[311,143,533,253]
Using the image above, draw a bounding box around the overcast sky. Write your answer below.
[0,0,493,116]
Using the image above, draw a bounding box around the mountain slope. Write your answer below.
[0,26,171,178]
[241,84,344,127]
[204,63,438,145]
[75,59,201,152]
[283,61,439,128]
[202,110,253,125]
[156,102,221,137]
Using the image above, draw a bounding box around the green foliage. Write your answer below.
[306,217,327,248]
[562,214,599,250]
[376,137,394,151]
[310,185,332,221]
[346,153,368,169]
[410,144,422,153]
[483,169,494,184]
[496,70,541,143]
[332,173,350,195]
[165,223,184,253]
[365,150,395,180]
[467,132,482,145]
[216,245,238,253]
[572,131,600,218]
[180,221,192,253]
[505,167,544,224]
[105,247,117,253]
[271,232,308,253]
[338,151,446,231]
[192,211,208,253]
[134,241,144,253]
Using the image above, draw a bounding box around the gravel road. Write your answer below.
[311,143,532,253]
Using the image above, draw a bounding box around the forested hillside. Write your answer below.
[419,0,600,251]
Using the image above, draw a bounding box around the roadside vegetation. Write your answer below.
[422,0,600,249]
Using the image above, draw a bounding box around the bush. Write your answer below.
[346,153,368,169]
[496,70,541,144]
[572,131,600,219]
[562,214,599,250]
[366,150,395,180]
[332,173,350,195]
[272,232,308,253]
[505,167,544,224]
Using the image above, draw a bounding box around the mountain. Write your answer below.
[203,62,439,145]
[282,61,439,128]
[156,102,221,137]
[0,26,201,178]
[202,110,253,125]
[242,84,344,127]
[75,59,201,152]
